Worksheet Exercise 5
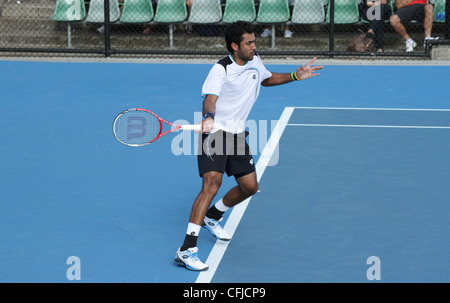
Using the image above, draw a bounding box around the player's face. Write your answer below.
[236,33,256,62]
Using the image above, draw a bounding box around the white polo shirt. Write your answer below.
[201,53,272,134]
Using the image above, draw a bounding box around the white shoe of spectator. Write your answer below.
[284,29,293,38]
[423,36,439,47]
[96,25,105,34]
[405,39,417,52]
[261,28,272,38]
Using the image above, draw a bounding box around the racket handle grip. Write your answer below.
[181,124,202,131]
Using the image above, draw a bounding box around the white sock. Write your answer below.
[186,222,201,237]
[215,198,231,212]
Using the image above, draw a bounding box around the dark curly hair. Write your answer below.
[224,21,255,53]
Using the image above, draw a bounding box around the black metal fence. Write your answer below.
[0,0,448,59]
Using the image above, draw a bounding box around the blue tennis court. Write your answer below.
[1,60,449,283]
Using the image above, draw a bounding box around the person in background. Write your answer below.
[96,0,124,33]
[260,0,294,38]
[361,0,392,52]
[390,0,439,52]
[261,24,293,39]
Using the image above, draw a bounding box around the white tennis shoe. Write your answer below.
[261,28,272,38]
[423,36,439,47]
[405,39,417,52]
[202,217,231,241]
[284,29,293,38]
[174,247,209,271]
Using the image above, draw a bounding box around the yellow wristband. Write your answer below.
[290,72,295,81]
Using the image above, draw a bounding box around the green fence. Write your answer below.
[0,0,448,59]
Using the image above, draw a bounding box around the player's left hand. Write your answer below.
[295,57,323,80]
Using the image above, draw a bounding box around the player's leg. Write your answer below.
[203,128,258,239]
[224,171,258,207]
[174,171,223,271]
[203,171,258,241]
[221,132,259,208]
[175,132,227,271]
[190,171,224,226]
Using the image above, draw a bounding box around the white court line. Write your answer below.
[287,124,450,129]
[288,107,450,129]
[195,107,295,284]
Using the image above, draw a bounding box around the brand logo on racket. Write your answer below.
[127,116,147,139]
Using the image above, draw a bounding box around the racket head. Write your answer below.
[113,108,163,146]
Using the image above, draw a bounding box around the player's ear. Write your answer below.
[231,42,240,51]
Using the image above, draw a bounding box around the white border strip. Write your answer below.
[195,107,295,283]
[287,124,450,129]
[290,106,450,112]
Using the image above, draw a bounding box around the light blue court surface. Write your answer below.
[1,60,450,282]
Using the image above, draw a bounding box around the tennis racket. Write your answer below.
[113,108,201,147]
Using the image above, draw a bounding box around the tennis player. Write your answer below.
[174,21,323,271]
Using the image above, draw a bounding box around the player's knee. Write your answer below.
[249,182,259,196]
[240,181,259,198]
[202,175,222,195]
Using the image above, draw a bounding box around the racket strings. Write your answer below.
[114,110,161,146]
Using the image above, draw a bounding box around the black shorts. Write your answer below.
[197,130,255,178]
[395,4,425,24]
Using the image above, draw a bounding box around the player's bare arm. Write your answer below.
[261,57,323,87]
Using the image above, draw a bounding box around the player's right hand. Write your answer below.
[199,117,214,134]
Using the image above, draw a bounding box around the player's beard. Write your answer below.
[237,49,254,63]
